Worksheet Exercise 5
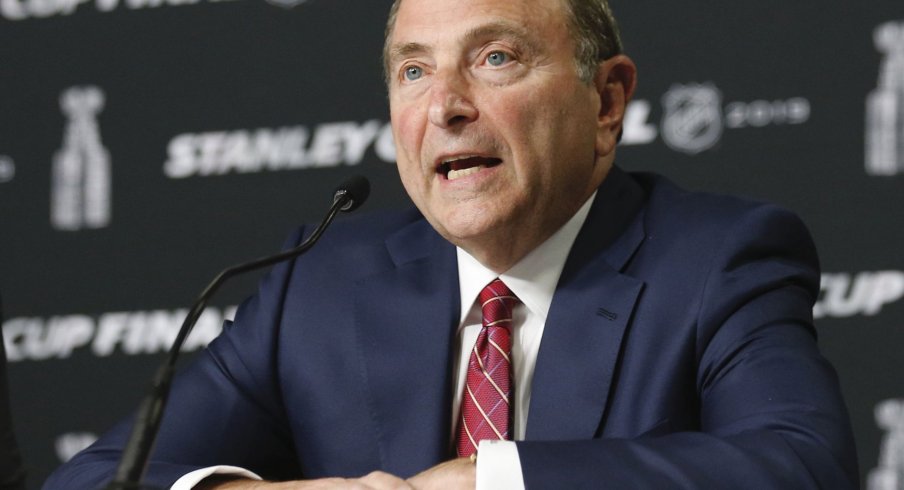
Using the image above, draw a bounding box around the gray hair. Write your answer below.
[382,0,624,84]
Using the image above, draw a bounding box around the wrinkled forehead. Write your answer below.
[388,0,568,37]
[383,0,569,68]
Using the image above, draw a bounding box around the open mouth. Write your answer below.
[437,156,503,180]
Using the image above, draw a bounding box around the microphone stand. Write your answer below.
[106,179,367,489]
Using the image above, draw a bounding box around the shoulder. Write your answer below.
[280,204,442,280]
[630,171,814,251]
[306,205,428,247]
[621,171,819,296]
[633,171,795,224]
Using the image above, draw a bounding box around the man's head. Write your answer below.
[384,0,637,272]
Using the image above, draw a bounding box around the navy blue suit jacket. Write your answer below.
[46,168,858,489]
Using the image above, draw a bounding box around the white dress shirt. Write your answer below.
[172,193,595,489]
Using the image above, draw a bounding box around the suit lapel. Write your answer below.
[526,167,647,440]
[354,168,648,458]
[354,218,459,476]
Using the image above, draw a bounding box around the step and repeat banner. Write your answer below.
[1,0,902,487]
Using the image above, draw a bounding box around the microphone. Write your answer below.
[106,176,370,490]
[333,175,370,212]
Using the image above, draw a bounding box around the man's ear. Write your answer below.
[593,55,637,156]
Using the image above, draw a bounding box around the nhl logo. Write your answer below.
[661,83,724,155]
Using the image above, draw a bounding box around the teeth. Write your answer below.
[444,155,479,163]
[448,165,486,180]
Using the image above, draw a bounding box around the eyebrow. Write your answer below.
[387,42,431,68]
[386,21,542,69]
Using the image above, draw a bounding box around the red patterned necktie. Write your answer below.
[457,278,518,457]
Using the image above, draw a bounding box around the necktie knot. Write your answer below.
[479,278,518,329]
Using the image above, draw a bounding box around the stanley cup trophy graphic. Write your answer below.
[868,399,904,490]
[866,21,904,176]
[51,86,111,231]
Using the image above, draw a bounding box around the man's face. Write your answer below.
[387,0,618,269]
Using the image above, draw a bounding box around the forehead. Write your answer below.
[388,0,571,53]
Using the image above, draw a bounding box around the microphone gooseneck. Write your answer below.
[106,176,371,490]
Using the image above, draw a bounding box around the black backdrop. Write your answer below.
[1,1,902,488]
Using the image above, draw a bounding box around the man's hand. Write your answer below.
[195,471,414,489]
[406,458,475,490]
[194,458,476,490]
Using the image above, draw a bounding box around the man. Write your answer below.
[46,0,858,488]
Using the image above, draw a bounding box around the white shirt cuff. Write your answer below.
[170,465,262,489]
[475,440,526,490]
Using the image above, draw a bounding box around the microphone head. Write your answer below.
[333,175,371,212]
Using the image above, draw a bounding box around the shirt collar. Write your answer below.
[456,191,597,325]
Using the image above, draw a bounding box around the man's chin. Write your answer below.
[437,221,515,259]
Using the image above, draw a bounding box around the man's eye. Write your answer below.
[486,51,511,67]
[404,66,423,81]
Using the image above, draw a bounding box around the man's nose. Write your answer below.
[427,70,478,128]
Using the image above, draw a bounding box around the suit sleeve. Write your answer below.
[516,205,859,489]
[43,227,309,490]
